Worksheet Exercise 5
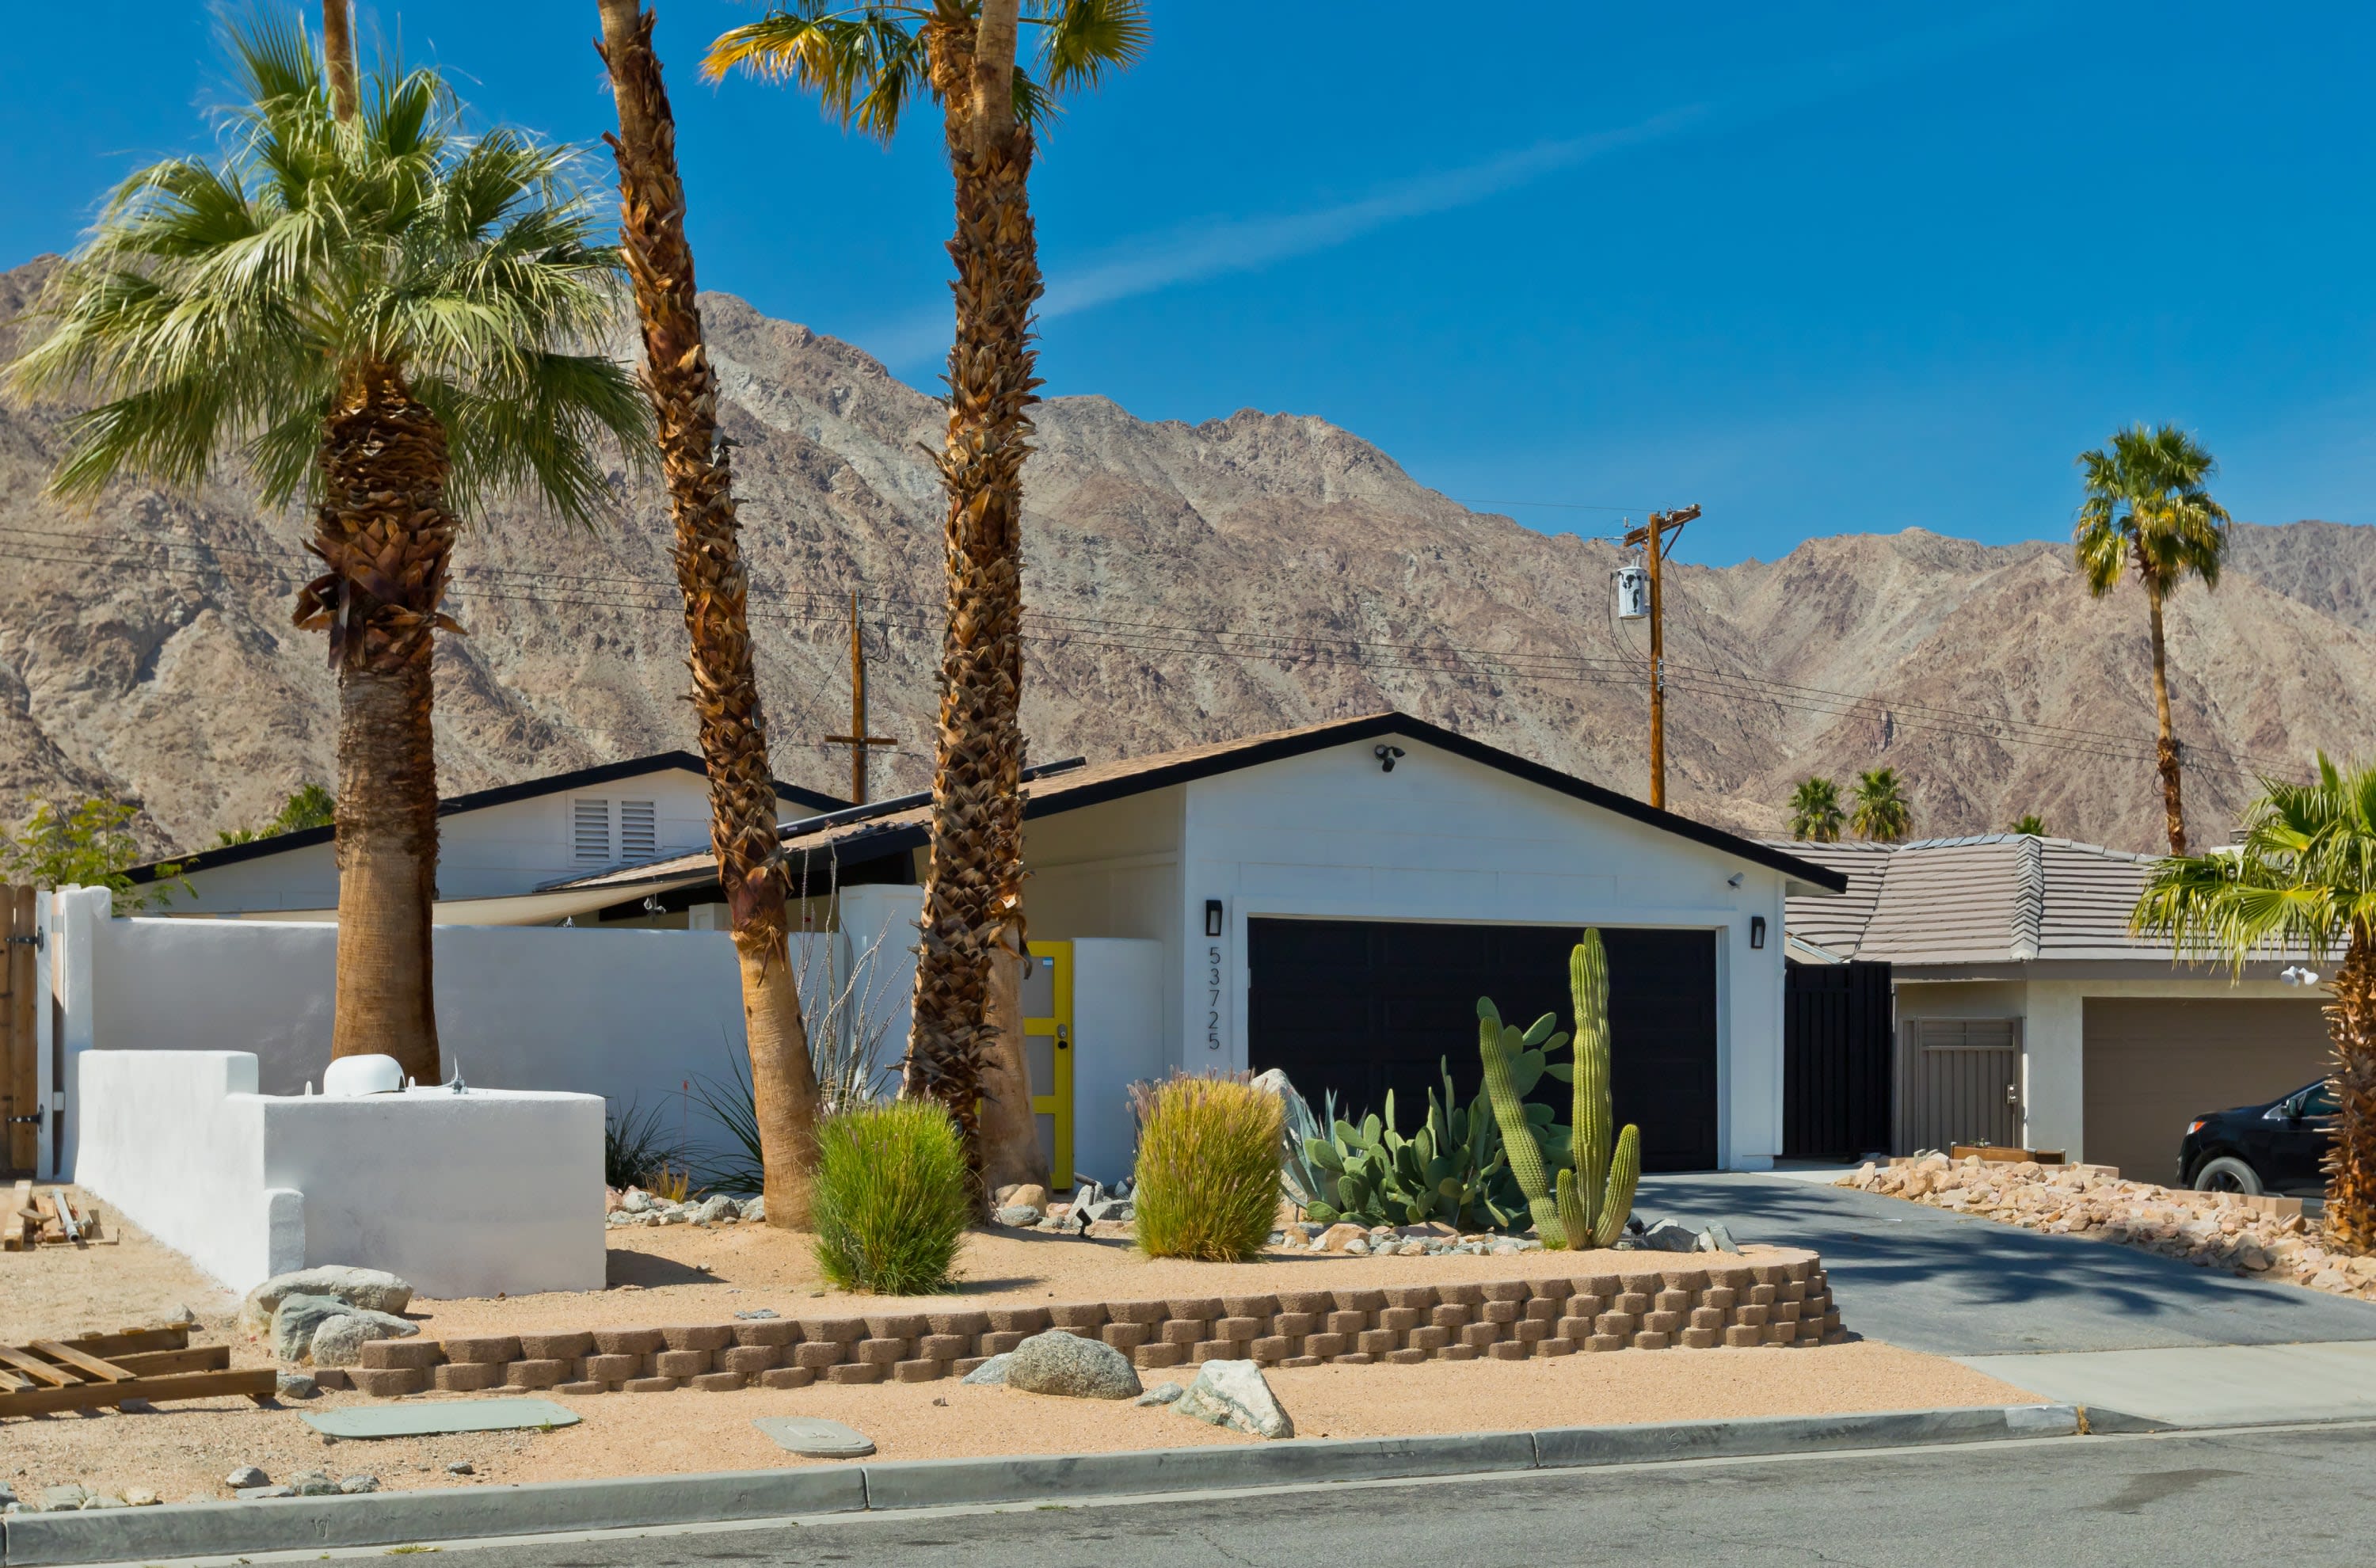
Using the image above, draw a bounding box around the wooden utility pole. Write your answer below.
[1621,504,1700,810]
[824,592,897,805]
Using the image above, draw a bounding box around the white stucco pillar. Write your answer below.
[2021,982,2085,1159]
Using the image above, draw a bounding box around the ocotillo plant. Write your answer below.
[1478,929,1640,1249]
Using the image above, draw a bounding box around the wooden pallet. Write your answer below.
[0,1323,275,1418]
[3,1181,114,1250]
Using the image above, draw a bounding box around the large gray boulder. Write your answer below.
[242,1267,413,1331]
[270,1293,415,1364]
[309,1310,415,1367]
[1003,1330,1141,1400]
[1173,1359,1293,1439]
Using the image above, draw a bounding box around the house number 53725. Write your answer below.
[1205,945,1223,1051]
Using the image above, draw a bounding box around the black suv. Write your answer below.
[2177,1079,2336,1197]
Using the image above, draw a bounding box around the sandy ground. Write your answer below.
[412,1223,1817,1339]
[5,1198,2039,1508]
[2,1343,2042,1505]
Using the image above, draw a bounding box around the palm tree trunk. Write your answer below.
[596,0,821,1227]
[2146,580,2188,854]
[322,0,359,123]
[905,2,1041,1181]
[296,362,454,1086]
[977,922,1049,1192]
[2325,924,2376,1249]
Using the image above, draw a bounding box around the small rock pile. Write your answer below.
[990,1180,1136,1233]
[605,1189,763,1228]
[1271,1217,1737,1258]
[1838,1156,2376,1301]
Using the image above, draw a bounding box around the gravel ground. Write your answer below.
[2,1342,2039,1507]
[5,1199,2035,1509]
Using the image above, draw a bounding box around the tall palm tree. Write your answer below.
[2076,423,2230,854]
[2134,755,2376,1246]
[2008,814,2047,837]
[7,14,646,1085]
[1788,777,1843,843]
[594,0,821,1227]
[1851,768,1911,843]
[706,1,1146,1173]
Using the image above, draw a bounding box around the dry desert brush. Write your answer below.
[1132,1073,1284,1261]
[811,1099,973,1293]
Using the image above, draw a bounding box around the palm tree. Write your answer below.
[1788,777,1843,843]
[7,15,645,1085]
[2134,755,2376,1246]
[2009,814,2047,837]
[594,0,822,1227]
[706,1,1146,1175]
[2076,423,2230,855]
[1852,768,1911,843]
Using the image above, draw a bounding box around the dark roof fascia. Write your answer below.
[128,753,847,882]
[544,714,1852,898]
[1891,958,2304,983]
[1022,713,1851,892]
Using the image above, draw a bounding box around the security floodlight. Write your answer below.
[2282,965,2322,987]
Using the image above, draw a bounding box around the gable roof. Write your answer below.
[127,752,847,884]
[554,712,1850,899]
[1780,832,2306,970]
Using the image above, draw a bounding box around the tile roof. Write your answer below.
[1779,833,2303,969]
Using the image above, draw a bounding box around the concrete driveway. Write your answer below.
[1635,1170,2376,1357]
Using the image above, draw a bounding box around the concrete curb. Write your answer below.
[0,1403,2077,1566]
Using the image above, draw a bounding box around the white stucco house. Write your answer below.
[126,752,845,922]
[551,713,1849,1185]
[1784,834,2328,1181]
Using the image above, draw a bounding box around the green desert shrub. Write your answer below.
[812,1099,972,1293]
[1133,1074,1285,1261]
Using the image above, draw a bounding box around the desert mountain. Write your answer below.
[2,256,2370,861]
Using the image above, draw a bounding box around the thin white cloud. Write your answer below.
[853,8,2047,366]
[1038,105,1709,323]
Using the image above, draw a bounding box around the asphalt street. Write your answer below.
[1635,1170,2376,1354]
[352,1423,2376,1568]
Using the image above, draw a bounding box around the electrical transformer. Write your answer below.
[1614,563,1650,620]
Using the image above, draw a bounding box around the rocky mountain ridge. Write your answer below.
[2,257,2370,861]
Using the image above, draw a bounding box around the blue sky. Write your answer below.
[6,2,2370,565]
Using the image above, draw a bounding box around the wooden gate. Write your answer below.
[1900,1017,2022,1154]
[1783,960,1894,1159]
[2,885,36,1178]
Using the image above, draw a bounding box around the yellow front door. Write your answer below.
[1022,941,1073,1189]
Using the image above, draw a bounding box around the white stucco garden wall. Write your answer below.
[48,886,891,1180]
[75,1049,604,1296]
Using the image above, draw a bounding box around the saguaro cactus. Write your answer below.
[1558,930,1640,1248]
[1477,928,1641,1249]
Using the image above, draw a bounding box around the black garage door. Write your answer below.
[1247,919,1719,1172]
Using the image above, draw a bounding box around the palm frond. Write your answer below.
[1030,0,1149,92]
[6,8,643,525]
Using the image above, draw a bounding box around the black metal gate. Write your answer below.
[1783,960,1893,1159]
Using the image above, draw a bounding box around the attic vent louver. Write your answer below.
[573,799,611,862]
[619,800,657,861]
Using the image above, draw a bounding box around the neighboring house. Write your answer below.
[125,755,844,922]
[546,712,1849,1186]
[1782,834,2328,1182]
